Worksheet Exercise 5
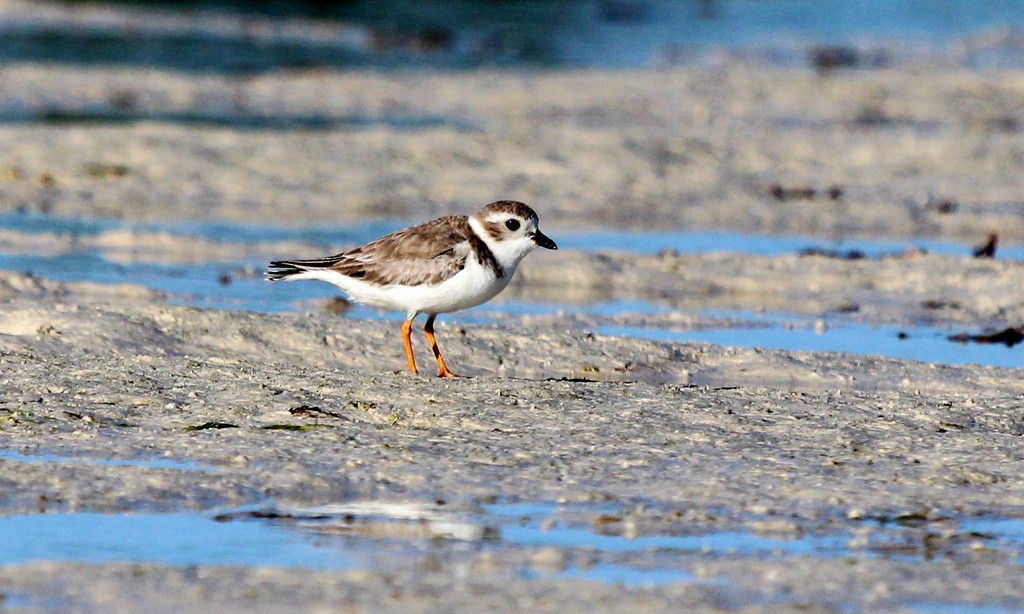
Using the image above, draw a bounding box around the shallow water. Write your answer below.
[601,316,1024,368]
[1,211,1009,258]
[1,213,1021,367]
[1,501,1021,587]
[4,249,1016,368]
[0,450,214,472]
[481,501,848,557]
[0,512,355,570]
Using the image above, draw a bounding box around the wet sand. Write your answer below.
[4,227,1024,327]
[3,61,1024,244]
[1,268,1024,610]
[2,3,1024,609]
[2,287,1023,513]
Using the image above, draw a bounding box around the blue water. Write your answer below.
[7,248,1012,369]
[0,212,1019,367]
[962,518,1024,564]
[485,501,849,556]
[0,450,214,472]
[600,319,1024,368]
[8,0,1022,71]
[0,214,987,316]
[2,504,1021,588]
[0,512,355,570]
[500,524,850,556]
[0,211,1005,258]
[555,0,1024,67]
[0,506,704,585]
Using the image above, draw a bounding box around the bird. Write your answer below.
[267,200,557,377]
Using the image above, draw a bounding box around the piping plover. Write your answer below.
[267,200,557,377]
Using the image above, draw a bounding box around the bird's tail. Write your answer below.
[266,256,342,281]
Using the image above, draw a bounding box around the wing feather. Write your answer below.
[269,215,473,286]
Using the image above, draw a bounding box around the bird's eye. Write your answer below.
[504,219,520,231]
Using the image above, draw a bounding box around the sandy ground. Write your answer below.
[2,2,1024,609]
[3,61,1024,245]
[1,269,1023,611]
[1,285,1022,514]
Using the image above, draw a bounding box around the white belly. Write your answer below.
[302,257,516,316]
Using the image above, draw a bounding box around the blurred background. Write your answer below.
[4,0,1024,71]
[3,0,1024,362]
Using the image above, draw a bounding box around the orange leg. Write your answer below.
[402,317,419,374]
[424,314,460,378]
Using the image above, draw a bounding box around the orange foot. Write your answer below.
[436,364,462,378]
[424,314,463,378]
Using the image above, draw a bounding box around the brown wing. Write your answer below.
[330,215,473,286]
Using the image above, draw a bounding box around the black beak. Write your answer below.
[531,229,558,250]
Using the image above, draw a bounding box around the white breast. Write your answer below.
[297,254,513,316]
[398,255,511,314]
